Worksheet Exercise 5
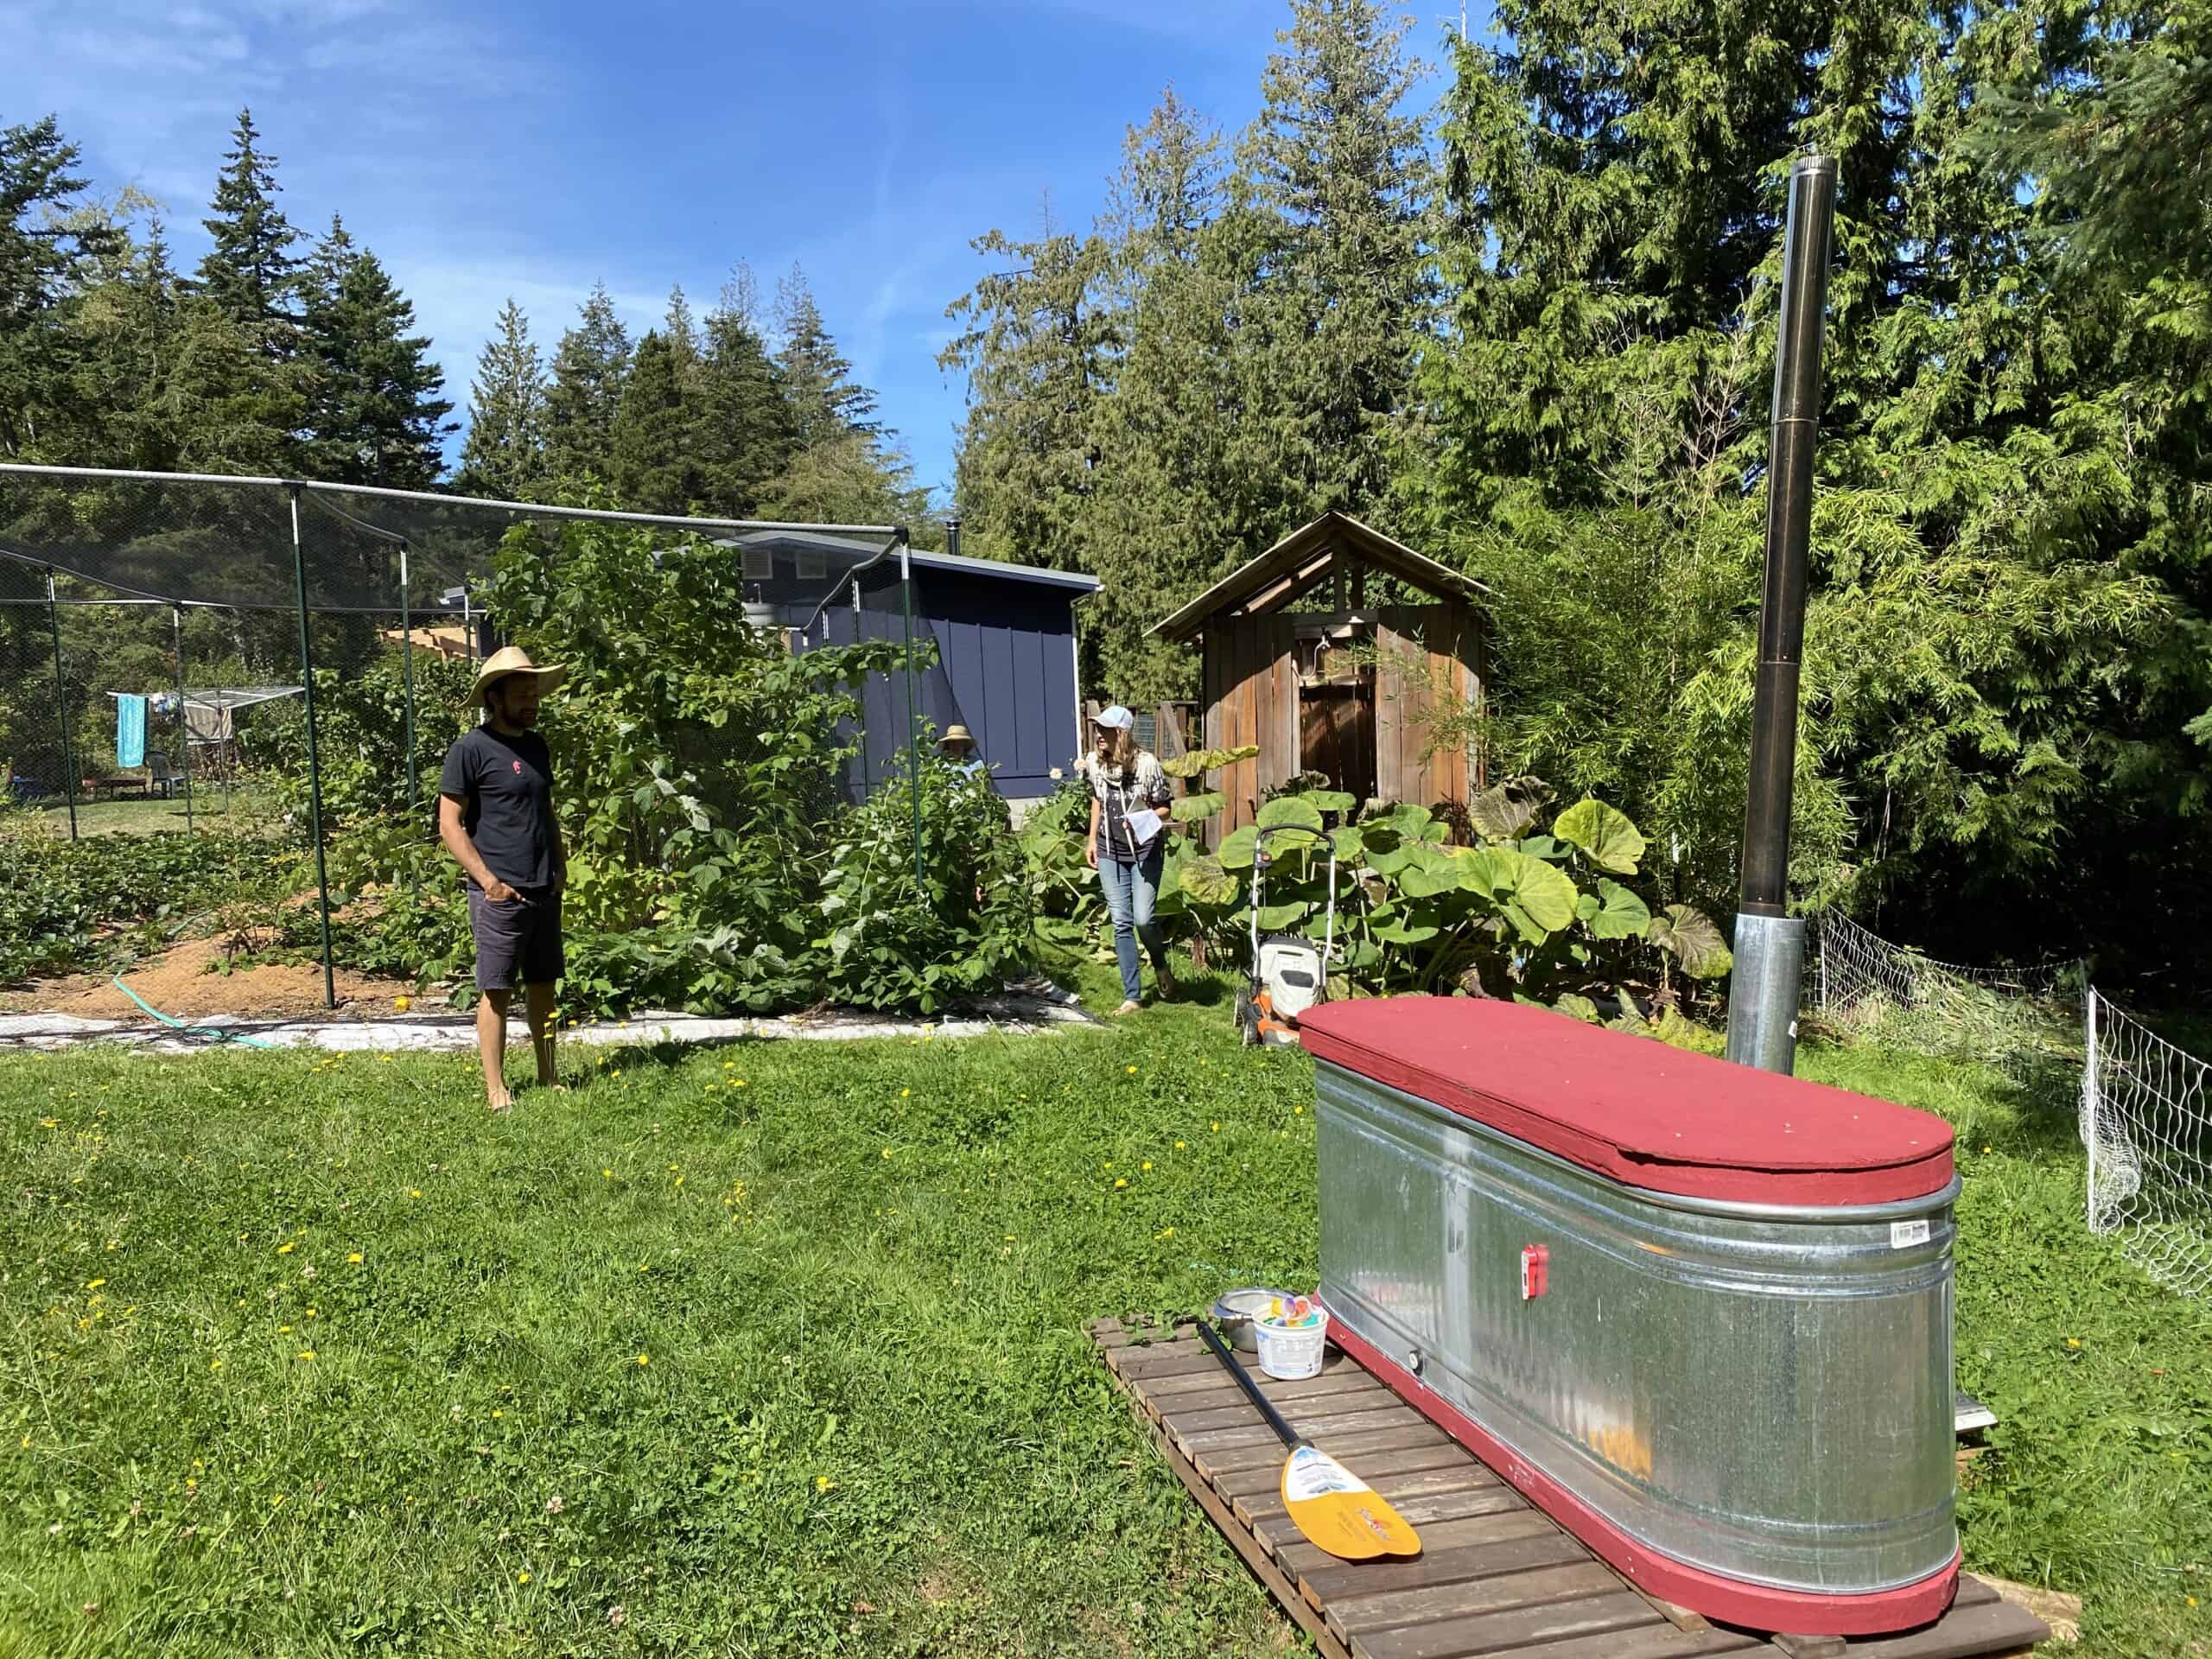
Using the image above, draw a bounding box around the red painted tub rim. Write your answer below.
[1299,995,1955,1206]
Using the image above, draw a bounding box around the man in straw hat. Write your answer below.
[438,646,569,1112]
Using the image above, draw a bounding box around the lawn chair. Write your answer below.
[146,751,175,798]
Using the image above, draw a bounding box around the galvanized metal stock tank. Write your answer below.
[1315,1062,1959,1599]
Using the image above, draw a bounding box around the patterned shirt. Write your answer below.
[1080,750,1172,861]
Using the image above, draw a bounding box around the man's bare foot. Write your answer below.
[486,1088,513,1113]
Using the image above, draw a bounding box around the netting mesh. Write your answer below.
[2082,993,2212,1299]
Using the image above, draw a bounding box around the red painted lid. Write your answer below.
[1299,996,1954,1205]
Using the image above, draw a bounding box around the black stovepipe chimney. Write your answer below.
[1726,154,1837,1075]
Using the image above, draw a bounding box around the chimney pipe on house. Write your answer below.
[944,516,963,559]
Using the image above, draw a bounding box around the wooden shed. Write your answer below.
[1148,512,1490,846]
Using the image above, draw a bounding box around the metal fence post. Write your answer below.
[173,604,194,833]
[46,568,78,840]
[289,485,337,1010]
[399,539,419,818]
[899,532,922,885]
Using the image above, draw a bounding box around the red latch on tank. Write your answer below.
[1520,1243,1549,1300]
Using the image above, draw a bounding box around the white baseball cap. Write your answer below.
[1093,704,1135,730]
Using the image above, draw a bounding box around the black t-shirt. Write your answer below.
[439,726,556,890]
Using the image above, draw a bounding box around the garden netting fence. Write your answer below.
[0,462,930,1006]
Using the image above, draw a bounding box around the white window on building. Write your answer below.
[796,550,829,582]
[741,546,774,582]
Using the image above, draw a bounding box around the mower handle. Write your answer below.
[1249,823,1338,969]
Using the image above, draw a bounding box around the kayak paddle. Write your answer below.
[1195,1319,1421,1560]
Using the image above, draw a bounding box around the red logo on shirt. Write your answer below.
[512,760,523,773]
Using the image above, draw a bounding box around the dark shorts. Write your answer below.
[467,885,564,991]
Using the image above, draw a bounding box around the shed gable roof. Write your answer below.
[1147,512,1485,643]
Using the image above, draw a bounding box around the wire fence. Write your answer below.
[2082,991,2212,1300]
[0,462,927,1005]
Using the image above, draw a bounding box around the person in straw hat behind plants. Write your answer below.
[439,646,569,1112]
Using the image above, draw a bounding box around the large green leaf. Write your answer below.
[1330,825,1366,863]
[1175,854,1238,906]
[1160,744,1259,779]
[1366,841,1423,877]
[1554,993,1602,1023]
[1386,802,1446,842]
[1171,791,1225,823]
[1397,846,1466,899]
[1513,859,1579,931]
[1478,783,1548,844]
[1217,825,1260,868]
[1553,798,1647,874]
[1255,901,1308,930]
[1371,917,1440,945]
[1305,790,1357,813]
[1257,796,1325,833]
[1647,904,1732,978]
[1580,877,1652,941]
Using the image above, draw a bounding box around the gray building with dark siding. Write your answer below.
[728,530,1098,810]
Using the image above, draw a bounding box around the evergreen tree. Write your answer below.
[0,114,121,458]
[195,107,300,349]
[939,207,1115,572]
[1230,0,1432,518]
[662,283,702,378]
[543,282,632,486]
[608,327,702,513]
[1086,90,1262,699]
[298,213,454,486]
[773,265,878,445]
[456,297,548,499]
[695,265,795,516]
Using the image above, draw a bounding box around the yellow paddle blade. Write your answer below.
[1280,1444,1422,1560]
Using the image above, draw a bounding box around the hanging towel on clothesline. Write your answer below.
[116,695,147,769]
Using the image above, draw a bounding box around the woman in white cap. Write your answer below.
[437,645,569,1111]
[1080,705,1178,1014]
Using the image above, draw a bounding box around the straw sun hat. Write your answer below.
[464,645,567,709]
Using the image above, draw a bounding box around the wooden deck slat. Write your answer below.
[1090,1319,2045,1659]
[1328,1560,1627,1639]
[1349,1588,1662,1658]
[1290,1513,1564,1597]
[1313,1533,1593,1619]
[1198,1422,1452,1479]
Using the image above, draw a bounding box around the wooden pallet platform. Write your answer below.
[1090,1319,2049,1659]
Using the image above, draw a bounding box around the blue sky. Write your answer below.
[3,0,1460,503]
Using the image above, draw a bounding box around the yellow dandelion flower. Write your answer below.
[1114,1178,1128,1189]
[278,1324,293,1334]
[2066,1337,2082,1349]
[347,1252,364,1264]
[210,1359,223,1371]
[675,1176,684,1188]
[296,1350,315,1361]
[1211,1122,1220,1132]
[270,1493,285,1506]
[636,1353,650,1366]
[86,1279,105,1290]
[602,1168,613,1178]
[881,1147,893,1160]
[518,1570,531,1585]
[408,1188,422,1198]
[276,1242,296,1255]
[1174,1141,1185,1150]
[39,1116,57,1128]
[734,1078,747,1088]
[1125,1065,1138,1074]
[815,1475,836,1493]
[1141,1161,1153,1172]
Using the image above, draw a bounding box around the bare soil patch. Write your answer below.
[0,937,418,1023]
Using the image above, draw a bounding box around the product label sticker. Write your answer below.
[1891,1218,1932,1249]
[1282,1446,1370,1502]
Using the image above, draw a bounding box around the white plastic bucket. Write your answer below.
[1254,1305,1330,1380]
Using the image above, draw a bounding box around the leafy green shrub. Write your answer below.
[817,751,1035,1014]
[255,652,476,835]
[1159,774,1732,1023]
[0,825,270,986]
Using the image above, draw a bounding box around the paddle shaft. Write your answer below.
[1197,1319,1306,1451]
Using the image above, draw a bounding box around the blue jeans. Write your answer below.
[1097,842,1171,1002]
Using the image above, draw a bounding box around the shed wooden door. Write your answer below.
[1202,615,1299,846]
[1374,603,1485,811]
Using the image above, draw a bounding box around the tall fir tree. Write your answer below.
[195,107,301,350]
[456,297,549,499]
[939,204,1115,572]
[0,114,119,458]
[773,265,879,446]
[608,327,702,513]
[298,213,454,486]
[1086,89,1262,699]
[543,282,632,486]
[695,265,795,516]
[1230,0,1432,518]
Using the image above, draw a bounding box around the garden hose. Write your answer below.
[109,975,279,1051]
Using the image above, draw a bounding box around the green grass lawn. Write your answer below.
[28,785,264,837]
[2,974,2207,1657]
